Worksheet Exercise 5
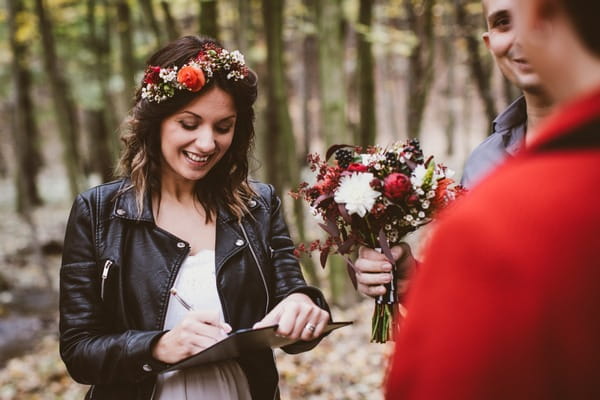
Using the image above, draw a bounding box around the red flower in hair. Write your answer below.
[143,66,161,84]
[177,66,206,92]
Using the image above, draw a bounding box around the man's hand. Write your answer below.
[253,293,330,341]
[354,243,417,298]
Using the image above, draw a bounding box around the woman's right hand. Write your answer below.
[151,310,232,364]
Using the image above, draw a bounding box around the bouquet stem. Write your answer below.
[371,261,398,343]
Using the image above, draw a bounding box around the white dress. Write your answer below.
[153,250,252,400]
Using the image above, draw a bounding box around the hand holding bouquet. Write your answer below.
[293,139,465,343]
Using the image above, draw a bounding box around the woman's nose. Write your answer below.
[192,126,216,152]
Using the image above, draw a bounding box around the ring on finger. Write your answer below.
[305,323,316,333]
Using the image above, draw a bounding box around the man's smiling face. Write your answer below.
[482,0,544,94]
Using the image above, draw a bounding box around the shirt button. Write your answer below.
[235,239,244,246]
[116,209,126,216]
[248,199,257,207]
[177,242,186,248]
[142,364,153,372]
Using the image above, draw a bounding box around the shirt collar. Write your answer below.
[493,96,528,156]
[492,95,528,133]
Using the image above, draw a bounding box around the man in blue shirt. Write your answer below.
[355,0,555,299]
[461,0,554,187]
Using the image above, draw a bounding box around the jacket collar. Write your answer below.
[112,178,262,224]
[112,179,155,223]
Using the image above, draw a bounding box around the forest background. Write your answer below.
[0,0,518,398]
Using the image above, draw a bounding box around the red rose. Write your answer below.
[383,173,411,200]
[177,65,206,92]
[347,163,368,172]
[143,66,161,84]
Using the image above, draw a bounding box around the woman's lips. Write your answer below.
[183,150,210,164]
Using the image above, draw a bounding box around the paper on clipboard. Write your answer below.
[162,321,352,373]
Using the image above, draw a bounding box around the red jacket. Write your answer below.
[386,87,600,400]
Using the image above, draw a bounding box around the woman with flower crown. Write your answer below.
[59,36,330,400]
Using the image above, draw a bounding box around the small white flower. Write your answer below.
[231,50,245,64]
[411,165,427,187]
[334,172,379,218]
[427,190,436,199]
[422,200,430,209]
[418,211,425,218]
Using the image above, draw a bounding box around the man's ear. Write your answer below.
[482,32,491,50]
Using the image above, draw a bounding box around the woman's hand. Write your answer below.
[355,243,417,298]
[152,310,232,364]
[253,293,330,341]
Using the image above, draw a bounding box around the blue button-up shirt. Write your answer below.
[461,96,527,189]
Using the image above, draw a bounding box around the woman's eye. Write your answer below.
[216,124,234,133]
[178,120,197,130]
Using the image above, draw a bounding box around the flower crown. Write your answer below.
[141,43,249,103]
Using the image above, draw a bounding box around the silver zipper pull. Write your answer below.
[100,260,113,301]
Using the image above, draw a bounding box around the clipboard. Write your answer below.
[162,321,352,372]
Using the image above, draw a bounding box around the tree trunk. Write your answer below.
[356,0,376,147]
[316,0,356,307]
[301,0,318,159]
[34,0,83,198]
[86,0,117,182]
[262,0,319,286]
[235,0,252,52]
[199,0,219,40]
[7,0,43,213]
[441,4,456,155]
[454,0,497,131]
[84,110,114,182]
[160,1,180,40]
[116,0,137,107]
[404,0,436,139]
[139,0,163,45]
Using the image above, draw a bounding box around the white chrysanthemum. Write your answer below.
[411,165,427,187]
[334,172,379,218]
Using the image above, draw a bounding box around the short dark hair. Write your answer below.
[118,36,258,221]
[561,0,600,56]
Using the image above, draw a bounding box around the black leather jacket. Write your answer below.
[59,178,329,400]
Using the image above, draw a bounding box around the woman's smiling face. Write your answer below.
[159,86,237,187]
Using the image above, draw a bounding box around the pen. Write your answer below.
[170,287,194,311]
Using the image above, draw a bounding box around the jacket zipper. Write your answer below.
[238,222,270,314]
[100,260,113,301]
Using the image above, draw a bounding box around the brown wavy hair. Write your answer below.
[117,36,258,222]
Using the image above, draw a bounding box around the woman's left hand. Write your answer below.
[253,293,330,341]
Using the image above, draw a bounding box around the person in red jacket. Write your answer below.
[386,0,600,398]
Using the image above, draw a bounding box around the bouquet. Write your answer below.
[293,139,465,343]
